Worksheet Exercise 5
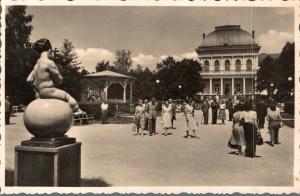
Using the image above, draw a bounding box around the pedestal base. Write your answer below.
[21,135,76,148]
[14,142,81,186]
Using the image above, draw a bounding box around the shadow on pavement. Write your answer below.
[5,169,112,187]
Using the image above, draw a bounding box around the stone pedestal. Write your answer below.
[14,137,81,186]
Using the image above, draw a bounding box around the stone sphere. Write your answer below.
[24,99,73,138]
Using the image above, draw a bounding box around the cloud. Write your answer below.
[258,30,294,54]
[75,48,199,72]
[74,48,115,72]
[180,52,198,60]
[158,52,198,62]
[132,53,157,70]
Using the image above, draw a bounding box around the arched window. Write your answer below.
[246,59,252,71]
[204,60,209,72]
[225,60,230,71]
[235,59,241,71]
[214,60,220,71]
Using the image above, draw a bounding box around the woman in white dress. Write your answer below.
[184,100,198,138]
[228,111,246,155]
[134,99,146,136]
[162,100,172,136]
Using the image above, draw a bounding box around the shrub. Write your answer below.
[284,101,294,114]
[79,102,133,120]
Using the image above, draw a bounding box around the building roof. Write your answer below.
[201,25,256,47]
[85,70,135,79]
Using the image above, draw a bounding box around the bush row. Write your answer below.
[78,102,134,120]
[284,101,294,114]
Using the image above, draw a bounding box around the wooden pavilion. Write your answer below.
[83,70,136,103]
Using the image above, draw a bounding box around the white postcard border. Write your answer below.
[0,0,299,194]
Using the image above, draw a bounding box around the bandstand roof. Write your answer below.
[85,70,136,80]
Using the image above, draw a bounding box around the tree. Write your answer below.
[256,55,275,92]
[156,56,203,99]
[95,60,116,72]
[53,39,83,100]
[276,42,294,100]
[113,49,132,73]
[129,66,156,100]
[257,42,294,101]
[5,6,36,104]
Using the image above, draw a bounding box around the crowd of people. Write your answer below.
[133,96,284,158]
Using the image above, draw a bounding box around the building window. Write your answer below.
[235,59,241,71]
[225,60,230,71]
[214,60,220,71]
[246,59,252,71]
[204,60,209,72]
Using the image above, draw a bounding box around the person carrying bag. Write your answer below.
[266,102,283,146]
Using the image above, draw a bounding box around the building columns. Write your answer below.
[220,78,223,95]
[243,77,246,94]
[129,82,133,102]
[209,78,212,95]
[123,81,127,103]
[231,78,234,95]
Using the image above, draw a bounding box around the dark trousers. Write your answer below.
[171,116,176,128]
[101,110,107,123]
[5,112,10,124]
[212,111,218,124]
[269,123,280,143]
[148,118,156,134]
[243,123,257,157]
[258,116,265,129]
[229,110,233,121]
[203,112,209,124]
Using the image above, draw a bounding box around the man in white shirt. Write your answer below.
[101,101,109,124]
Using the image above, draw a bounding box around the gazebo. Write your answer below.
[84,70,136,103]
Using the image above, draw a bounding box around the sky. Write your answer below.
[23,6,294,72]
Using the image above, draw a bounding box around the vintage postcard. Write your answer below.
[0,0,299,194]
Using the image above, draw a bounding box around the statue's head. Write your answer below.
[33,38,52,55]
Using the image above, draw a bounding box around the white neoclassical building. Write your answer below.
[196,25,261,98]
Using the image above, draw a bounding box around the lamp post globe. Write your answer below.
[288,76,293,81]
[156,79,160,84]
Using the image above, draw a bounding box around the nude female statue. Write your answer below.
[27,38,83,114]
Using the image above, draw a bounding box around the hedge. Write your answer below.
[79,102,134,120]
[284,101,294,114]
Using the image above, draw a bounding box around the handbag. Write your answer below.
[132,124,137,132]
[256,132,264,145]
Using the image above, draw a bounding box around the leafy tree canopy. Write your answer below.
[53,39,83,100]
[257,42,294,101]
[113,49,133,73]
[5,6,36,104]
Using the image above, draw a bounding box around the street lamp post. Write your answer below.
[156,79,160,100]
[288,76,293,100]
[270,83,274,100]
[178,85,182,100]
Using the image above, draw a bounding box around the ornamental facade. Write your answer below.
[196,25,261,98]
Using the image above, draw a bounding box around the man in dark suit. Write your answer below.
[233,97,245,113]
[146,97,158,136]
[256,99,267,129]
[211,99,219,124]
[227,99,234,121]
[201,100,210,124]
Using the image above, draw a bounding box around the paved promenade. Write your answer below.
[5,110,294,186]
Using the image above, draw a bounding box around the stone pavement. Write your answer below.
[5,110,294,186]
